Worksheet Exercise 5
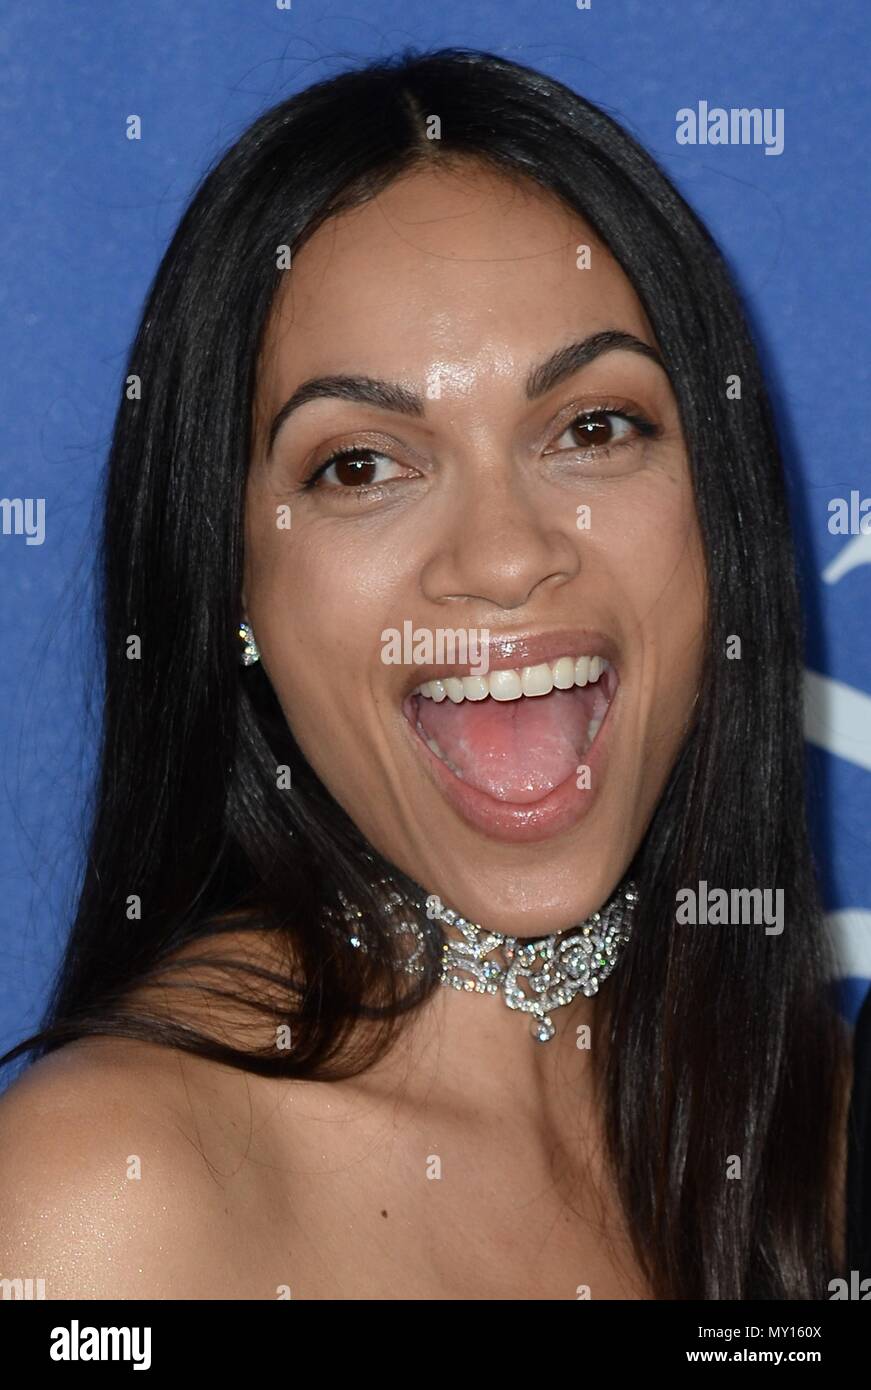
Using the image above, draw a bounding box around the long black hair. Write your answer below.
[1,46,849,1299]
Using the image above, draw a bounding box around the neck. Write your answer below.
[326,864,636,1125]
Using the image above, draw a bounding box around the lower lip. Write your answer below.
[400,678,618,845]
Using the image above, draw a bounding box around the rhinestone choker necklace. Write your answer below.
[328,872,638,1043]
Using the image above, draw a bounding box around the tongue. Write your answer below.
[415,685,596,804]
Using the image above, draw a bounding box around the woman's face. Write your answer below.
[245,160,705,935]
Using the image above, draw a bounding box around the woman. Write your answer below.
[0,46,865,1301]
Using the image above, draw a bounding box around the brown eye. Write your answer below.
[564,411,630,449]
[306,446,409,490]
[333,453,378,486]
[573,414,611,444]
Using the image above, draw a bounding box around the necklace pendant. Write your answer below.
[532,1014,556,1043]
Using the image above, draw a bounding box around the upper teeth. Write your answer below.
[414,654,610,703]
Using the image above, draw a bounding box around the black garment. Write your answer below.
[846,983,871,1281]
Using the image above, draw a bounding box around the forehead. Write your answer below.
[257,160,654,402]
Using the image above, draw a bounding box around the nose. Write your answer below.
[419,459,580,611]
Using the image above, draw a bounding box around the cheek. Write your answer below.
[259,511,407,628]
[243,514,404,756]
[642,479,706,669]
[602,472,705,627]
[597,467,704,633]
[596,473,705,748]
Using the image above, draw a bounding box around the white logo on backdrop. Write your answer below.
[810,534,871,981]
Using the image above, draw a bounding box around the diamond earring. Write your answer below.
[238,619,260,666]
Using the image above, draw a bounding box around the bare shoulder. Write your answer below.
[0,1036,265,1299]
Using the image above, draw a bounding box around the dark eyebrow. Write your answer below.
[266,328,666,455]
[524,329,665,398]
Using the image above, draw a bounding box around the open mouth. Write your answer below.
[402,651,618,808]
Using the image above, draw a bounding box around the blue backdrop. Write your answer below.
[1,0,869,1064]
